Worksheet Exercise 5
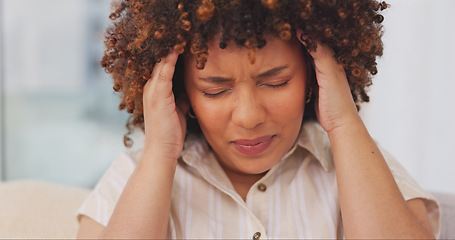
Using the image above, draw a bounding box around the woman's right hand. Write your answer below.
[89,52,186,239]
[142,50,188,162]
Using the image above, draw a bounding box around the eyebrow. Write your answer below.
[198,76,234,83]
[254,65,289,79]
[198,65,290,83]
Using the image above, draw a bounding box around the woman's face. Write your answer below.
[184,37,308,176]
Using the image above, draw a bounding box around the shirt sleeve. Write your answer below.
[380,147,441,238]
[77,151,138,226]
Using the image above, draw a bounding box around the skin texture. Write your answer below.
[296,31,434,238]
[184,38,307,197]
[101,1,389,144]
[77,36,435,239]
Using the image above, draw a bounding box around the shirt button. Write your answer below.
[253,232,261,240]
[257,183,267,192]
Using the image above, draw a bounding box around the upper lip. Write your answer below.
[231,135,275,146]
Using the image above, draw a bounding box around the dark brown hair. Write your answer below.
[101,0,389,147]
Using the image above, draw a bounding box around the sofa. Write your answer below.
[0,179,454,239]
[0,180,90,238]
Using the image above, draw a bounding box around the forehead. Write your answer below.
[184,36,304,74]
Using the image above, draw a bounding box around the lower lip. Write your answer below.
[232,136,275,156]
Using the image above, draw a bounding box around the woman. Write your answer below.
[77,0,440,238]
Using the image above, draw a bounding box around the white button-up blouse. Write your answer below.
[77,121,440,239]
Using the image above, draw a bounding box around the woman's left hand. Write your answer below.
[297,31,361,134]
[297,32,435,239]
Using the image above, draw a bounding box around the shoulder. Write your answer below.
[77,149,141,226]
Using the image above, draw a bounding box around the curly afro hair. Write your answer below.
[101,0,389,147]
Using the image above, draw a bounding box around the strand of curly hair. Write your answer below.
[100,0,389,147]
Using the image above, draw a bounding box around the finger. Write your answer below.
[309,44,344,75]
[144,51,179,102]
[313,85,321,120]
[296,29,344,75]
[153,50,179,83]
[145,50,179,88]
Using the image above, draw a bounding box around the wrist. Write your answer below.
[144,137,183,158]
[139,146,180,171]
[326,114,366,141]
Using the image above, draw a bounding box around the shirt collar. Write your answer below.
[296,121,334,172]
[180,134,241,201]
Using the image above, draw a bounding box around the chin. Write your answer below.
[234,159,276,175]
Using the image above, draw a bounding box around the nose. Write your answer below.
[231,90,266,129]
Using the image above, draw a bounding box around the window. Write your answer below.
[1,0,130,188]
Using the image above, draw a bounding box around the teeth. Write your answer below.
[240,142,260,147]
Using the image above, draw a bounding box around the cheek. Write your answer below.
[266,84,306,120]
[191,96,228,134]
[268,95,305,123]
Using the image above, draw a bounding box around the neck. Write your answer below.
[223,168,267,202]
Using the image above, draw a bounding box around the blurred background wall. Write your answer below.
[0,0,454,193]
[361,0,455,194]
[1,0,130,188]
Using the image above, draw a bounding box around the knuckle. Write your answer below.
[157,71,169,82]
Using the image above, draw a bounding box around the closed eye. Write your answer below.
[202,79,290,98]
[203,89,230,98]
[263,79,290,88]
